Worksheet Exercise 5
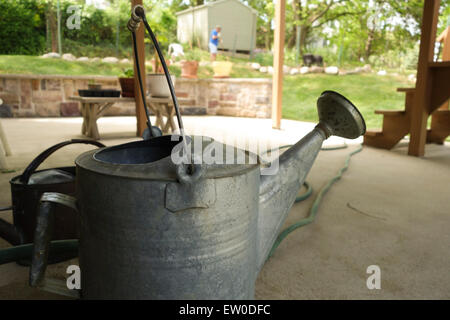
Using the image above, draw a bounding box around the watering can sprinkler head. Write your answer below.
[315,91,366,140]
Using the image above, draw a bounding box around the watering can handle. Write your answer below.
[20,139,105,184]
[29,192,79,298]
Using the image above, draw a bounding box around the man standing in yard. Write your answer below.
[209,25,221,61]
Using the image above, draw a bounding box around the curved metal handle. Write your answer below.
[20,139,105,184]
[30,192,78,299]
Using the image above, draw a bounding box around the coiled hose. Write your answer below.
[268,143,363,259]
[0,239,78,265]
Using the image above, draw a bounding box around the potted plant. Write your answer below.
[181,49,201,79]
[119,68,135,97]
[147,51,176,98]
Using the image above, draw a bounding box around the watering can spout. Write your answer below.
[0,216,22,246]
[256,91,365,270]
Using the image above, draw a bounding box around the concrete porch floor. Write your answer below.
[0,116,449,299]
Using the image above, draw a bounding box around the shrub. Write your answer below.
[0,0,46,55]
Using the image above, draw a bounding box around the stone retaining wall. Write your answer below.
[0,74,272,118]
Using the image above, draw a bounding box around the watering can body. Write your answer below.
[0,140,104,251]
[76,140,261,299]
[7,166,77,245]
[30,91,366,299]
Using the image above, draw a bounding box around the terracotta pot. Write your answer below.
[181,60,199,79]
[119,77,135,97]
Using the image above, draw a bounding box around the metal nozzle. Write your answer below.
[127,5,146,32]
[316,91,366,139]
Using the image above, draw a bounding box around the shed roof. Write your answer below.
[175,0,258,16]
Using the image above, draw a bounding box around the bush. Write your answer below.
[0,0,46,55]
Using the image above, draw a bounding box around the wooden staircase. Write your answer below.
[364,88,413,149]
[426,60,450,144]
[363,0,450,156]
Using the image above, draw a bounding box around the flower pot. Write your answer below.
[212,61,233,78]
[147,74,176,98]
[119,77,135,97]
[181,60,199,79]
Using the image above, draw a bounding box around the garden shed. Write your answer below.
[176,0,257,52]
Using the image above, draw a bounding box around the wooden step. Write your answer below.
[374,110,406,116]
[428,61,450,68]
[364,130,382,137]
[364,131,408,149]
[397,87,415,93]
[429,62,450,113]
[433,109,450,115]
[427,110,450,144]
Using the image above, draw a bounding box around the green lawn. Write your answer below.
[282,73,411,129]
[0,55,130,76]
[0,55,413,129]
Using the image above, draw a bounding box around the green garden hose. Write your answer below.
[268,143,363,259]
[0,239,78,265]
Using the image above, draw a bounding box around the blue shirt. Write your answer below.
[210,30,219,46]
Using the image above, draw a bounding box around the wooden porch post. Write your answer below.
[131,0,147,137]
[408,0,440,156]
[437,26,450,110]
[271,0,286,129]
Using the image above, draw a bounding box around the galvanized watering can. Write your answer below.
[29,91,365,299]
[0,139,104,265]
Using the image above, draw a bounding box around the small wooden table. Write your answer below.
[147,96,176,135]
[69,96,176,140]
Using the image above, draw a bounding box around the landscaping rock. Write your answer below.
[290,68,299,75]
[62,53,76,61]
[267,66,274,74]
[77,57,90,62]
[102,57,119,63]
[259,66,268,73]
[41,52,60,59]
[120,58,131,64]
[310,66,324,73]
[283,65,290,74]
[300,66,310,74]
[251,62,261,70]
[325,66,339,75]
[362,64,372,72]
[377,70,387,76]
[91,57,101,62]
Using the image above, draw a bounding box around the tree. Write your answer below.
[46,1,58,52]
[247,0,274,50]
[289,0,363,55]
